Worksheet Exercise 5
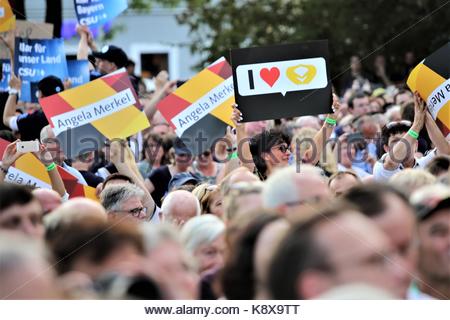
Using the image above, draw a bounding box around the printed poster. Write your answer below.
[74,0,128,30]
[230,40,332,121]
[14,37,68,102]
[407,42,450,138]
[40,70,150,159]
[157,57,234,155]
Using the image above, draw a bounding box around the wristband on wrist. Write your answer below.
[46,162,56,171]
[407,129,419,140]
[325,117,337,126]
[228,151,239,160]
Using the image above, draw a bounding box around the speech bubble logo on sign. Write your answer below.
[236,57,327,97]
[231,41,332,122]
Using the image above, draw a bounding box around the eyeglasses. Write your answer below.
[385,120,412,129]
[272,144,290,153]
[112,206,147,218]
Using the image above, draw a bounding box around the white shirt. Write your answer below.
[373,149,437,182]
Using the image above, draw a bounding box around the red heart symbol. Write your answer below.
[260,67,280,87]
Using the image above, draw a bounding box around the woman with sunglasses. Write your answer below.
[192,149,223,185]
[231,94,341,180]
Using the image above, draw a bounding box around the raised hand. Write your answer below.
[1,140,25,169]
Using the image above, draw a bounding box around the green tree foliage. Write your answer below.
[144,0,449,78]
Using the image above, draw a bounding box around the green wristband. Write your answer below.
[325,117,337,126]
[46,162,56,171]
[228,151,239,160]
[407,129,419,139]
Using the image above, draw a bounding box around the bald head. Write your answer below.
[44,198,107,235]
[161,190,200,226]
[32,189,62,215]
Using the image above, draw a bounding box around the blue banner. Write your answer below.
[67,60,90,88]
[14,38,68,102]
[0,60,11,92]
[74,0,128,30]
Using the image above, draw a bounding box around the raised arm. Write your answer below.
[142,79,176,121]
[2,74,21,128]
[110,140,156,215]
[384,92,426,170]
[423,95,450,156]
[307,94,340,165]
[0,140,24,181]
[35,145,66,197]
[232,104,254,173]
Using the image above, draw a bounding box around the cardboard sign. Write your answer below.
[67,60,90,88]
[230,40,332,121]
[0,138,98,200]
[74,0,128,29]
[14,37,68,102]
[407,42,450,138]
[0,20,54,59]
[0,59,10,91]
[0,0,15,32]
[40,70,150,159]
[157,57,234,155]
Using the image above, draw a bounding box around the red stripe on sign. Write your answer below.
[437,118,450,137]
[0,138,10,156]
[101,72,142,109]
[208,60,226,76]
[40,94,75,128]
[157,94,192,128]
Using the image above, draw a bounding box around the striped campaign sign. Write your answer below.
[157,57,235,155]
[40,70,150,159]
[407,42,450,138]
[0,138,98,200]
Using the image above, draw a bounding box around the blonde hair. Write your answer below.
[390,168,437,194]
[192,183,221,214]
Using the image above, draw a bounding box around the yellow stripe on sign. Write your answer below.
[15,154,50,184]
[415,64,446,100]
[84,185,99,201]
[210,96,235,127]
[60,79,117,109]
[406,63,422,92]
[175,70,224,103]
[91,106,150,139]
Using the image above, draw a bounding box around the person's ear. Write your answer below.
[296,270,334,299]
[383,144,389,153]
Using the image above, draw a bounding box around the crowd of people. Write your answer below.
[0,25,449,300]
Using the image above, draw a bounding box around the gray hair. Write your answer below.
[262,165,326,209]
[100,184,145,213]
[140,223,181,253]
[180,214,225,254]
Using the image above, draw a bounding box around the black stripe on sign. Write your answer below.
[248,69,255,90]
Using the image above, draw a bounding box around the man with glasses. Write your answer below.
[100,183,148,221]
[373,92,450,182]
